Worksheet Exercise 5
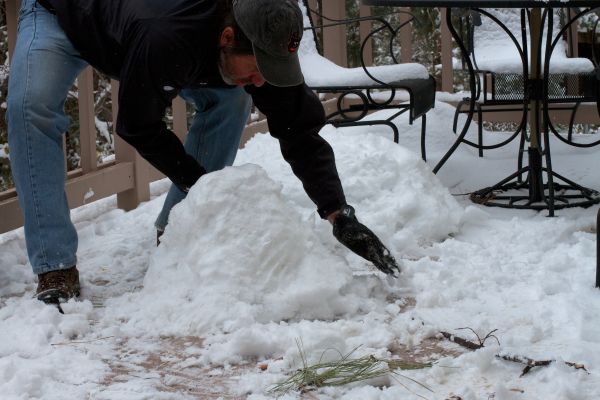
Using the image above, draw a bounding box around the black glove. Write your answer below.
[172,157,206,194]
[332,205,401,277]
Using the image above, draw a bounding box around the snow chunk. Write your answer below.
[126,165,361,335]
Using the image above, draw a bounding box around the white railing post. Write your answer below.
[6,0,20,60]
[77,67,98,174]
[399,7,413,63]
[172,96,188,142]
[440,8,454,93]
[359,5,373,66]
[322,0,348,67]
[567,8,579,57]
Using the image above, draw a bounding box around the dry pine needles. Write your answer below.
[269,340,432,396]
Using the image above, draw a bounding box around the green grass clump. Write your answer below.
[269,340,432,396]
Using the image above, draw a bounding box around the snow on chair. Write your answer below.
[298,0,436,161]
[452,8,599,158]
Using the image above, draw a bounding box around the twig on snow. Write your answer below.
[496,354,589,377]
[51,336,115,346]
[440,328,499,350]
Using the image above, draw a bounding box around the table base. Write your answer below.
[470,168,600,212]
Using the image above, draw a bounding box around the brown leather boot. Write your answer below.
[36,266,81,304]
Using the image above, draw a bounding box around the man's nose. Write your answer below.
[251,73,266,87]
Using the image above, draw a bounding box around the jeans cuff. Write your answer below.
[33,259,77,275]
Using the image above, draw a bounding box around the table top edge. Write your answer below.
[362,0,600,8]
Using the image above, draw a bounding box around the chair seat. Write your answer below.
[474,50,595,75]
[313,77,435,119]
[470,71,598,104]
[300,53,430,87]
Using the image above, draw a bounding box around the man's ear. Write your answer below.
[220,27,235,47]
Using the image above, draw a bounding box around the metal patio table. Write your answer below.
[364,0,600,216]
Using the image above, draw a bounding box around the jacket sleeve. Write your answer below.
[116,20,204,191]
[246,83,346,218]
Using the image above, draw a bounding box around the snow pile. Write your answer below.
[110,130,463,338]
[0,299,105,398]
[237,129,464,253]
[116,164,361,335]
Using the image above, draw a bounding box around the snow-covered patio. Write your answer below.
[1,101,599,399]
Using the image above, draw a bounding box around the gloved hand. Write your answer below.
[332,205,401,276]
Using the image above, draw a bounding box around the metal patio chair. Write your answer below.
[299,0,436,161]
[451,8,599,160]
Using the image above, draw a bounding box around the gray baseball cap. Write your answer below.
[232,0,304,87]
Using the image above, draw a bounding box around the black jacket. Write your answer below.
[43,0,346,218]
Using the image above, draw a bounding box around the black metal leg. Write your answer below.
[517,128,527,183]
[477,105,483,157]
[433,8,477,174]
[542,121,556,216]
[331,119,399,143]
[567,104,578,143]
[597,206,600,288]
[452,100,467,134]
[527,147,544,204]
[420,114,427,162]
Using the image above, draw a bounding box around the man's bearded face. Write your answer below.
[218,47,265,87]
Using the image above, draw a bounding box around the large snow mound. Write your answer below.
[126,164,364,335]
[237,129,465,253]
[108,131,464,339]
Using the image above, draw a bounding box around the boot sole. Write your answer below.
[37,287,81,304]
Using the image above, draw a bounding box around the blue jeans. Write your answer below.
[7,0,251,274]
[7,0,87,275]
[154,88,251,231]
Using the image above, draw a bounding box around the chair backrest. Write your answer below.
[470,8,594,74]
[299,1,322,54]
[296,1,348,87]
[457,8,598,103]
[296,1,430,88]
[298,1,322,58]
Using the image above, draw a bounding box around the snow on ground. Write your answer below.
[1,100,600,399]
